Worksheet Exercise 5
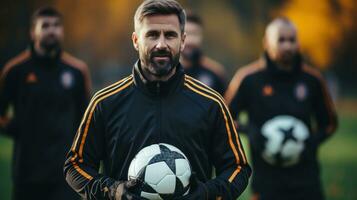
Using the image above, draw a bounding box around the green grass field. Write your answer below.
[1,101,356,200]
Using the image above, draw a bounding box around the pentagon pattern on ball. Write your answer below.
[128,143,191,200]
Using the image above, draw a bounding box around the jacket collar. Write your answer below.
[264,52,302,79]
[30,43,62,66]
[132,60,185,97]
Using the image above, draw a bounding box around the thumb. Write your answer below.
[115,183,125,200]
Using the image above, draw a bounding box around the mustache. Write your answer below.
[44,33,58,39]
[150,50,172,58]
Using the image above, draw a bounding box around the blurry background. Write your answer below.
[0,0,356,199]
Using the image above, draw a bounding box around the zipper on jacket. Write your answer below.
[156,82,162,141]
[156,82,160,94]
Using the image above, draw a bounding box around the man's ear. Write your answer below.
[180,32,186,52]
[132,32,139,51]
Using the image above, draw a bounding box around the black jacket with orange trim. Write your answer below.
[64,61,251,200]
[225,53,338,198]
[0,46,91,183]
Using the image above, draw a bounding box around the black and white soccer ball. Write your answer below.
[128,143,191,200]
[261,115,309,167]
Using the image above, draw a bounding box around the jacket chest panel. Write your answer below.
[104,93,211,168]
[19,67,77,108]
[249,77,313,121]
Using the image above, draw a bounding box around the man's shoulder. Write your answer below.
[300,63,325,83]
[200,56,226,78]
[1,50,32,77]
[238,58,266,78]
[60,51,89,74]
[224,58,266,104]
[183,75,225,107]
[92,75,134,105]
[231,58,267,86]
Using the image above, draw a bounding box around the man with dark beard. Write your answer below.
[0,6,91,200]
[64,0,251,200]
[181,11,226,95]
[225,17,337,200]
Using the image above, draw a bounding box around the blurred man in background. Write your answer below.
[0,6,91,200]
[225,17,338,200]
[181,11,227,95]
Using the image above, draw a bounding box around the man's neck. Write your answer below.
[275,61,294,71]
[34,43,58,58]
[141,62,176,82]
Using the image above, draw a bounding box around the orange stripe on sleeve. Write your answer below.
[1,50,31,80]
[224,59,265,105]
[228,166,242,182]
[186,76,248,164]
[69,77,133,180]
[71,76,132,153]
[184,82,241,165]
[72,161,93,180]
[78,79,134,161]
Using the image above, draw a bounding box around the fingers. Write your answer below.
[125,179,138,188]
[115,183,125,200]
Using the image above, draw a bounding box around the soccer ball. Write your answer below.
[128,143,191,200]
[261,115,309,167]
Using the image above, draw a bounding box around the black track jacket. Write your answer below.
[225,54,338,199]
[0,46,91,184]
[64,61,251,200]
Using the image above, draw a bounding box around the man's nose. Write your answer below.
[156,35,168,50]
[281,42,293,50]
[45,24,58,33]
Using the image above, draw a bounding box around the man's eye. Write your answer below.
[54,22,61,27]
[278,38,285,43]
[42,23,50,29]
[147,32,159,38]
[165,33,177,39]
[289,38,296,43]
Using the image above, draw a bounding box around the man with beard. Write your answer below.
[64,0,251,199]
[225,17,338,200]
[181,11,226,95]
[0,6,91,200]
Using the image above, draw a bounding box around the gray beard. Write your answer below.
[145,53,180,77]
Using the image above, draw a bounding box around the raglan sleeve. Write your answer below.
[204,99,251,200]
[224,70,249,120]
[311,74,338,144]
[64,99,118,200]
[0,66,18,137]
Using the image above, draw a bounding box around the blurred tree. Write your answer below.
[328,0,357,94]
[0,0,356,94]
[277,0,357,95]
[230,0,286,29]
[0,0,31,67]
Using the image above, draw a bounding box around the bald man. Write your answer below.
[225,17,338,200]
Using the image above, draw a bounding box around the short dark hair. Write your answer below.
[134,0,186,33]
[31,6,63,27]
[186,10,203,27]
